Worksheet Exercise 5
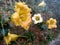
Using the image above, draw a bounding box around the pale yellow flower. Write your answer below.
[11,2,32,30]
[46,18,57,29]
[4,33,19,45]
[38,0,46,7]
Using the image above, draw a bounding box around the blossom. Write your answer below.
[11,12,21,26]
[4,33,19,45]
[32,14,43,24]
[14,2,31,15]
[46,18,57,29]
[11,2,32,30]
[20,13,32,30]
[38,0,46,7]
[11,12,32,30]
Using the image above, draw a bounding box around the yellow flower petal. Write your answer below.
[11,12,21,26]
[4,33,19,45]
[20,13,32,30]
[14,2,31,15]
[4,35,11,45]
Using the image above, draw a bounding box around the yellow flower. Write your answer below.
[11,2,32,30]
[20,13,32,30]
[11,12,21,26]
[46,18,57,29]
[38,0,46,7]
[14,2,31,15]
[11,12,32,30]
[4,33,19,45]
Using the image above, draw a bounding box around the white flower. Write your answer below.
[38,0,46,7]
[32,13,43,24]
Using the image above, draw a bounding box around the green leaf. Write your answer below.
[24,32,35,43]
[20,42,25,45]
[0,36,3,41]
[10,9,14,14]
[46,31,55,41]
[1,29,5,36]
[0,1,3,6]
[1,18,5,24]
[0,14,2,22]
[0,14,5,24]
[3,7,8,11]
[46,34,53,41]
[0,23,2,30]
[37,22,48,31]
[41,24,48,31]
[1,15,10,24]
[1,23,10,36]
[0,14,10,36]
[9,41,16,45]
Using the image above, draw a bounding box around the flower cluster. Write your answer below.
[11,2,57,30]
[32,13,57,29]
[0,1,58,45]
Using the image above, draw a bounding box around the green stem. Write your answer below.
[19,35,27,38]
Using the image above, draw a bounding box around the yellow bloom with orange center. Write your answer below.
[4,33,19,45]
[46,18,57,29]
[11,2,32,30]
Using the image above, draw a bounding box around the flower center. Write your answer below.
[50,20,54,24]
[19,15,27,21]
[35,16,40,21]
